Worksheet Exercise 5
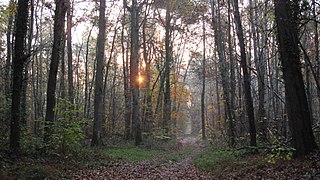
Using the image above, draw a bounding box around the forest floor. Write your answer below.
[73,137,211,179]
[1,137,320,179]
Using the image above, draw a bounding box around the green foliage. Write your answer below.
[47,98,88,156]
[0,1,16,31]
[266,145,295,164]
[193,147,235,171]
[104,147,164,162]
[21,129,46,153]
[22,99,89,156]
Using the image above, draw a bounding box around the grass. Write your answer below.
[104,147,165,162]
[193,146,268,178]
[193,147,235,171]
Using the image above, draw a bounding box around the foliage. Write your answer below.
[22,99,89,156]
[47,99,88,156]
[0,1,16,31]
[266,145,295,164]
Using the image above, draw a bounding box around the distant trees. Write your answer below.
[1,0,319,158]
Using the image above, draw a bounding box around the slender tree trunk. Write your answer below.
[211,0,234,146]
[227,0,236,144]
[59,37,66,100]
[201,15,206,141]
[44,0,67,142]
[121,7,131,139]
[234,0,256,146]
[67,0,74,104]
[5,0,14,103]
[163,4,172,134]
[84,26,93,118]
[21,0,34,127]
[10,0,29,154]
[142,19,153,133]
[91,0,106,146]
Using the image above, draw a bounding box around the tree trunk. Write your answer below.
[21,0,34,127]
[274,0,318,157]
[233,0,257,146]
[44,0,67,142]
[67,0,74,104]
[142,19,153,133]
[59,35,66,100]
[163,4,172,134]
[10,0,29,154]
[91,0,106,146]
[5,0,14,104]
[211,0,234,146]
[312,0,320,117]
[84,26,93,118]
[201,15,206,141]
[130,0,142,145]
[121,6,131,139]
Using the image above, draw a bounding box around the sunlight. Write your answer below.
[137,75,144,85]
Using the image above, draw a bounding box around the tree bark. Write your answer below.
[142,17,153,133]
[201,15,206,141]
[91,0,106,146]
[44,0,67,142]
[163,3,172,134]
[121,6,131,139]
[211,0,234,146]
[130,0,142,145]
[10,0,29,154]
[233,0,257,146]
[274,0,318,157]
[5,0,14,104]
[67,0,74,104]
[84,26,94,118]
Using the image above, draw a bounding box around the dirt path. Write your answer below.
[73,138,211,179]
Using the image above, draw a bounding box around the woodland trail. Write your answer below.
[73,137,211,180]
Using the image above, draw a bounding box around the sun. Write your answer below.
[137,75,144,84]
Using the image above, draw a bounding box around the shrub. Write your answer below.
[266,145,295,163]
[48,98,88,156]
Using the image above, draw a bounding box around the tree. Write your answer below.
[5,0,14,104]
[120,4,131,139]
[129,0,142,145]
[163,0,173,134]
[201,13,206,141]
[91,0,106,146]
[233,0,256,146]
[10,0,29,154]
[210,0,235,146]
[274,0,318,157]
[44,0,67,142]
[67,0,74,104]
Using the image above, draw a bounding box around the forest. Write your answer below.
[1,0,320,179]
